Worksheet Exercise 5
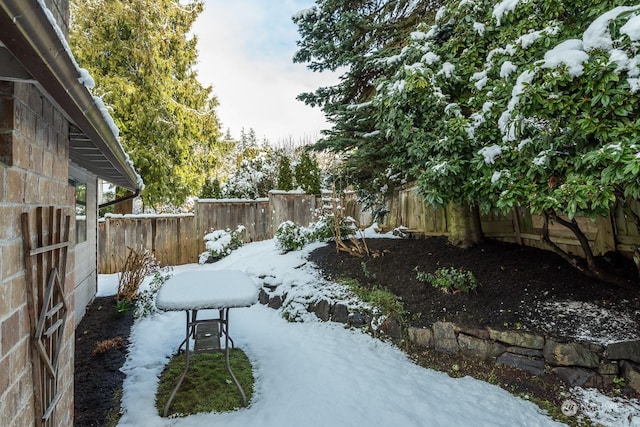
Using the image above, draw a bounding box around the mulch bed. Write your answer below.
[74,297,133,427]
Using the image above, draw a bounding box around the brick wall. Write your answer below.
[0,81,75,426]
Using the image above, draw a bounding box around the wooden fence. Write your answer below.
[98,214,198,274]
[99,184,639,273]
[384,184,639,259]
[98,193,332,273]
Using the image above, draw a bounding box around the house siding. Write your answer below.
[0,81,75,426]
[69,164,98,325]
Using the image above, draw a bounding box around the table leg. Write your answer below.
[222,308,247,406]
[163,310,191,417]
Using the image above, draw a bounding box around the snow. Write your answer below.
[155,270,258,310]
[621,14,640,41]
[571,388,640,426]
[541,39,589,77]
[582,6,640,51]
[517,30,543,49]
[533,151,548,166]
[492,0,521,26]
[472,70,489,90]
[526,300,640,345]
[479,144,503,164]
[499,69,535,141]
[112,240,561,426]
[410,30,427,41]
[421,51,440,65]
[500,61,517,78]
[438,61,455,78]
[101,237,640,426]
[473,22,486,36]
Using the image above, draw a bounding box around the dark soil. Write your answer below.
[308,236,640,336]
[74,236,640,425]
[74,297,133,427]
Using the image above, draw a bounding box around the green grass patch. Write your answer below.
[338,277,405,318]
[155,349,254,417]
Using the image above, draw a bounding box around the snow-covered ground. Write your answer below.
[99,238,640,427]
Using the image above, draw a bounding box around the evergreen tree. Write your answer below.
[293,1,440,195]
[199,177,223,199]
[294,151,321,195]
[223,147,279,199]
[276,155,294,191]
[70,0,223,211]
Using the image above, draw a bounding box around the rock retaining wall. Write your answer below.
[408,322,640,394]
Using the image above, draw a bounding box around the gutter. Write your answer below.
[98,188,141,209]
[0,0,142,192]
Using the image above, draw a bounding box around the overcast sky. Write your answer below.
[191,0,338,145]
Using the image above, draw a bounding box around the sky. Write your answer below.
[99,230,640,427]
[191,0,338,145]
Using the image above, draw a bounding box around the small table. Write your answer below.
[155,270,258,417]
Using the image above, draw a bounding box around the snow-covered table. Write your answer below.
[155,270,258,416]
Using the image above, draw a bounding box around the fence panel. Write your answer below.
[195,199,271,247]
[270,192,318,235]
[98,215,197,273]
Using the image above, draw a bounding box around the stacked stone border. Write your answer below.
[258,289,640,395]
[407,322,640,395]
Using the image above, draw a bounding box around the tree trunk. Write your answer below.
[541,210,636,289]
[446,202,483,249]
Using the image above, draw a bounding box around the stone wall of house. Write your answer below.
[0,81,75,426]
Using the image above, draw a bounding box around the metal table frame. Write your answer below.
[163,307,245,417]
[155,270,258,417]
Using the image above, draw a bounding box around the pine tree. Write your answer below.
[293,1,440,194]
[294,151,321,195]
[70,0,224,211]
[199,177,222,199]
[276,155,294,191]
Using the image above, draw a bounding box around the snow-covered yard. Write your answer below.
[99,239,640,427]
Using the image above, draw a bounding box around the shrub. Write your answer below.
[308,215,357,241]
[275,221,308,252]
[135,271,171,319]
[117,247,158,302]
[416,267,478,294]
[199,226,246,264]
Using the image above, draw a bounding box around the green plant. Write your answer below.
[115,299,131,314]
[275,221,309,252]
[308,215,356,242]
[361,261,376,280]
[103,389,123,427]
[416,267,478,294]
[339,278,405,318]
[613,376,625,388]
[135,271,171,319]
[199,225,246,263]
